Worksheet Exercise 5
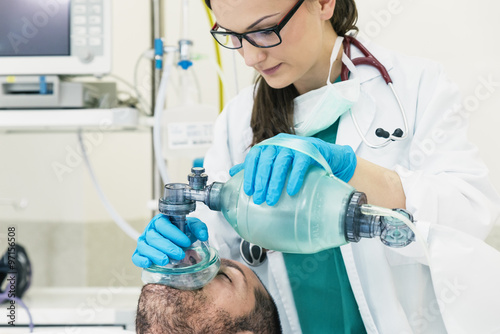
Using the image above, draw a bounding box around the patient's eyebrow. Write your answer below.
[222,260,247,285]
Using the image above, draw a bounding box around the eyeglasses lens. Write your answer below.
[213,33,240,48]
[214,30,281,49]
[246,31,280,48]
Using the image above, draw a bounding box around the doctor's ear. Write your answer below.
[318,0,336,20]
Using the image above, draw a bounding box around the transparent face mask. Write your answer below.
[141,182,221,290]
[141,240,221,290]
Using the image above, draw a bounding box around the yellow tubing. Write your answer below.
[202,1,224,113]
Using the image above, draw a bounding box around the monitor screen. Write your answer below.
[0,0,71,57]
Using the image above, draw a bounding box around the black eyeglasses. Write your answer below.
[210,0,305,49]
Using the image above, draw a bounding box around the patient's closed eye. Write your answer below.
[218,271,232,282]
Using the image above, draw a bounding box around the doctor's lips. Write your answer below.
[261,63,282,75]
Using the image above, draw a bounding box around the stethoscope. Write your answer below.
[341,36,409,149]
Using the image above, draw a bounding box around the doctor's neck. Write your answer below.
[293,30,343,95]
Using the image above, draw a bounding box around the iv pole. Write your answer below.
[151,0,165,216]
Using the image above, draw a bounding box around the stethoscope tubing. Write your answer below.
[341,36,409,148]
[389,82,409,141]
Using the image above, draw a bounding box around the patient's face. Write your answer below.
[201,258,264,316]
[136,259,281,334]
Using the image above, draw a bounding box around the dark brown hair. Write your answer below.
[205,0,359,145]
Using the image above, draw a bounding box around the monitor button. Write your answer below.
[89,16,101,25]
[91,5,102,14]
[74,16,87,25]
[74,5,87,14]
[74,37,87,46]
[89,38,102,46]
[79,51,95,63]
[74,26,87,35]
[89,27,102,35]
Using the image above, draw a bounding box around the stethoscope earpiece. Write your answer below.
[392,128,404,138]
[375,128,390,139]
[375,128,404,140]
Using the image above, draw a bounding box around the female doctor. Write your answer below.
[133,0,500,332]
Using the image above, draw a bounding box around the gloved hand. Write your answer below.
[132,214,208,268]
[230,133,357,206]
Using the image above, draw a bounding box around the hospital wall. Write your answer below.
[0,0,499,290]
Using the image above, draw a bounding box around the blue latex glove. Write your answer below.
[229,133,357,206]
[132,214,208,268]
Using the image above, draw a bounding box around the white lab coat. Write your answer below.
[194,41,500,333]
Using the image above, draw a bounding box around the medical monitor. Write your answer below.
[0,0,111,76]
